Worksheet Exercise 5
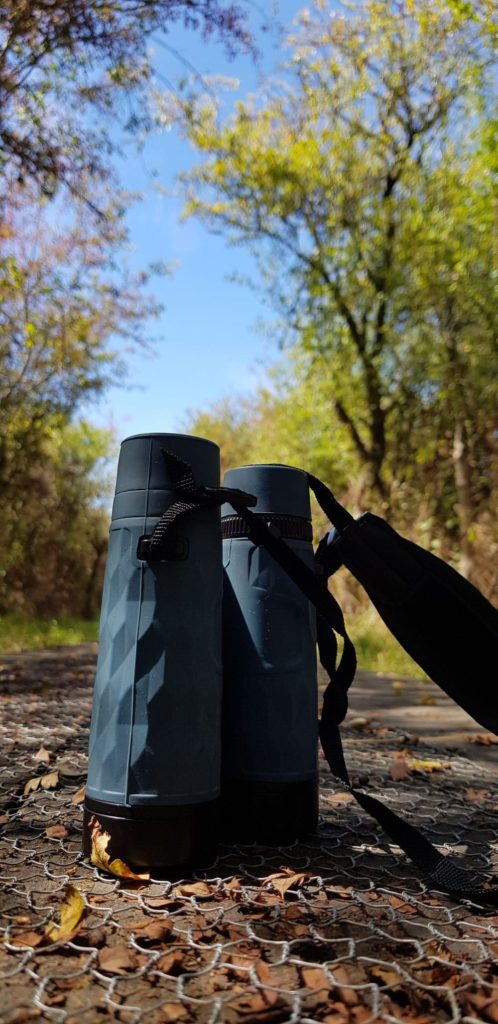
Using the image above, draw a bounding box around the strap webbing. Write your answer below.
[147,451,498,906]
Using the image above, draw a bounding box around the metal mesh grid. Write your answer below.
[1,645,498,1024]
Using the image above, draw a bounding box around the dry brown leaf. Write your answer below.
[71,785,86,805]
[326,884,354,900]
[45,884,85,942]
[10,930,44,948]
[174,881,211,898]
[389,754,411,782]
[45,824,68,839]
[407,758,450,773]
[89,816,149,881]
[156,950,186,975]
[370,964,403,987]
[465,788,490,802]
[263,870,308,897]
[388,896,416,914]
[255,960,279,1005]
[302,966,331,992]
[98,944,137,975]
[144,897,177,909]
[224,877,242,891]
[471,733,498,746]
[331,965,359,1006]
[33,746,51,764]
[325,792,354,807]
[127,918,171,943]
[0,814,8,824]
[158,1004,188,1023]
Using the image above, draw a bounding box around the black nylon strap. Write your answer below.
[309,473,498,906]
[145,452,498,905]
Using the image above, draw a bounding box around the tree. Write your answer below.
[0,187,161,616]
[0,0,250,204]
[165,0,496,509]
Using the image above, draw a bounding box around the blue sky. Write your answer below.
[91,1,307,443]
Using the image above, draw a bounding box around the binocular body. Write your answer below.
[84,434,318,867]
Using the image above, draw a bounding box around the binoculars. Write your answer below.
[83,433,319,868]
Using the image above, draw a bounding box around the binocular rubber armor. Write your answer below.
[83,433,223,867]
[84,436,318,868]
[221,465,318,842]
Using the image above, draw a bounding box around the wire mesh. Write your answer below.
[1,646,498,1024]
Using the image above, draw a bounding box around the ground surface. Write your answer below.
[1,645,498,1024]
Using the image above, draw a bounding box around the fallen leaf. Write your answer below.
[302,966,331,992]
[370,964,403,987]
[407,758,450,773]
[331,965,360,1006]
[325,792,354,807]
[224,877,242,891]
[45,824,68,839]
[156,950,186,974]
[45,884,85,942]
[10,931,44,948]
[174,881,211,898]
[388,896,416,914]
[127,918,171,943]
[23,769,59,796]
[255,960,279,1005]
[33,746,51,764]
[263,870,308,897]
[41,770,59,790]
[89,816,149,881]
[71,785,86,805]
[98,944,137,975]
[0,814,8,824]
[390,754,411,781]
[470,733,498,746]
[326,885,354,900]
[350,717,370,731]
[465,788,490,802]
[158,1004,188,1022]
[420,694,435,706]
[144,897,177,909]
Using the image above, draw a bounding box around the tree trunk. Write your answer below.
[452,420,475,580]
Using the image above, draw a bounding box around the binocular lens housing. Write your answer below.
[221,464,319,843]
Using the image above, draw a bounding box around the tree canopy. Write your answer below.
[176,0,498,588]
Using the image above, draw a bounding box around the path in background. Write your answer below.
[1,645,497,1023]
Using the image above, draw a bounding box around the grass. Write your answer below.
[0,615,98,655]
[0,608,425,678]
[349,607,427,679]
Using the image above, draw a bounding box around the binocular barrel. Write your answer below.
[83,433,223,868]
[221,464,319,842]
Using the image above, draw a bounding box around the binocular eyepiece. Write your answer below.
[83,433,318,869]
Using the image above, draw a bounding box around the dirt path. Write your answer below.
[1,646,497,1024]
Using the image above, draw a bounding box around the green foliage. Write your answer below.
[0,615,98,654]
[174,0,498,593]
[0,0,250,203]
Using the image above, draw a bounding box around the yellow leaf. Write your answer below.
[24,776,41,796]
[407,758,450,773]
[71,784,86,805]
[89,816,149,881]
[45,884,85,942]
